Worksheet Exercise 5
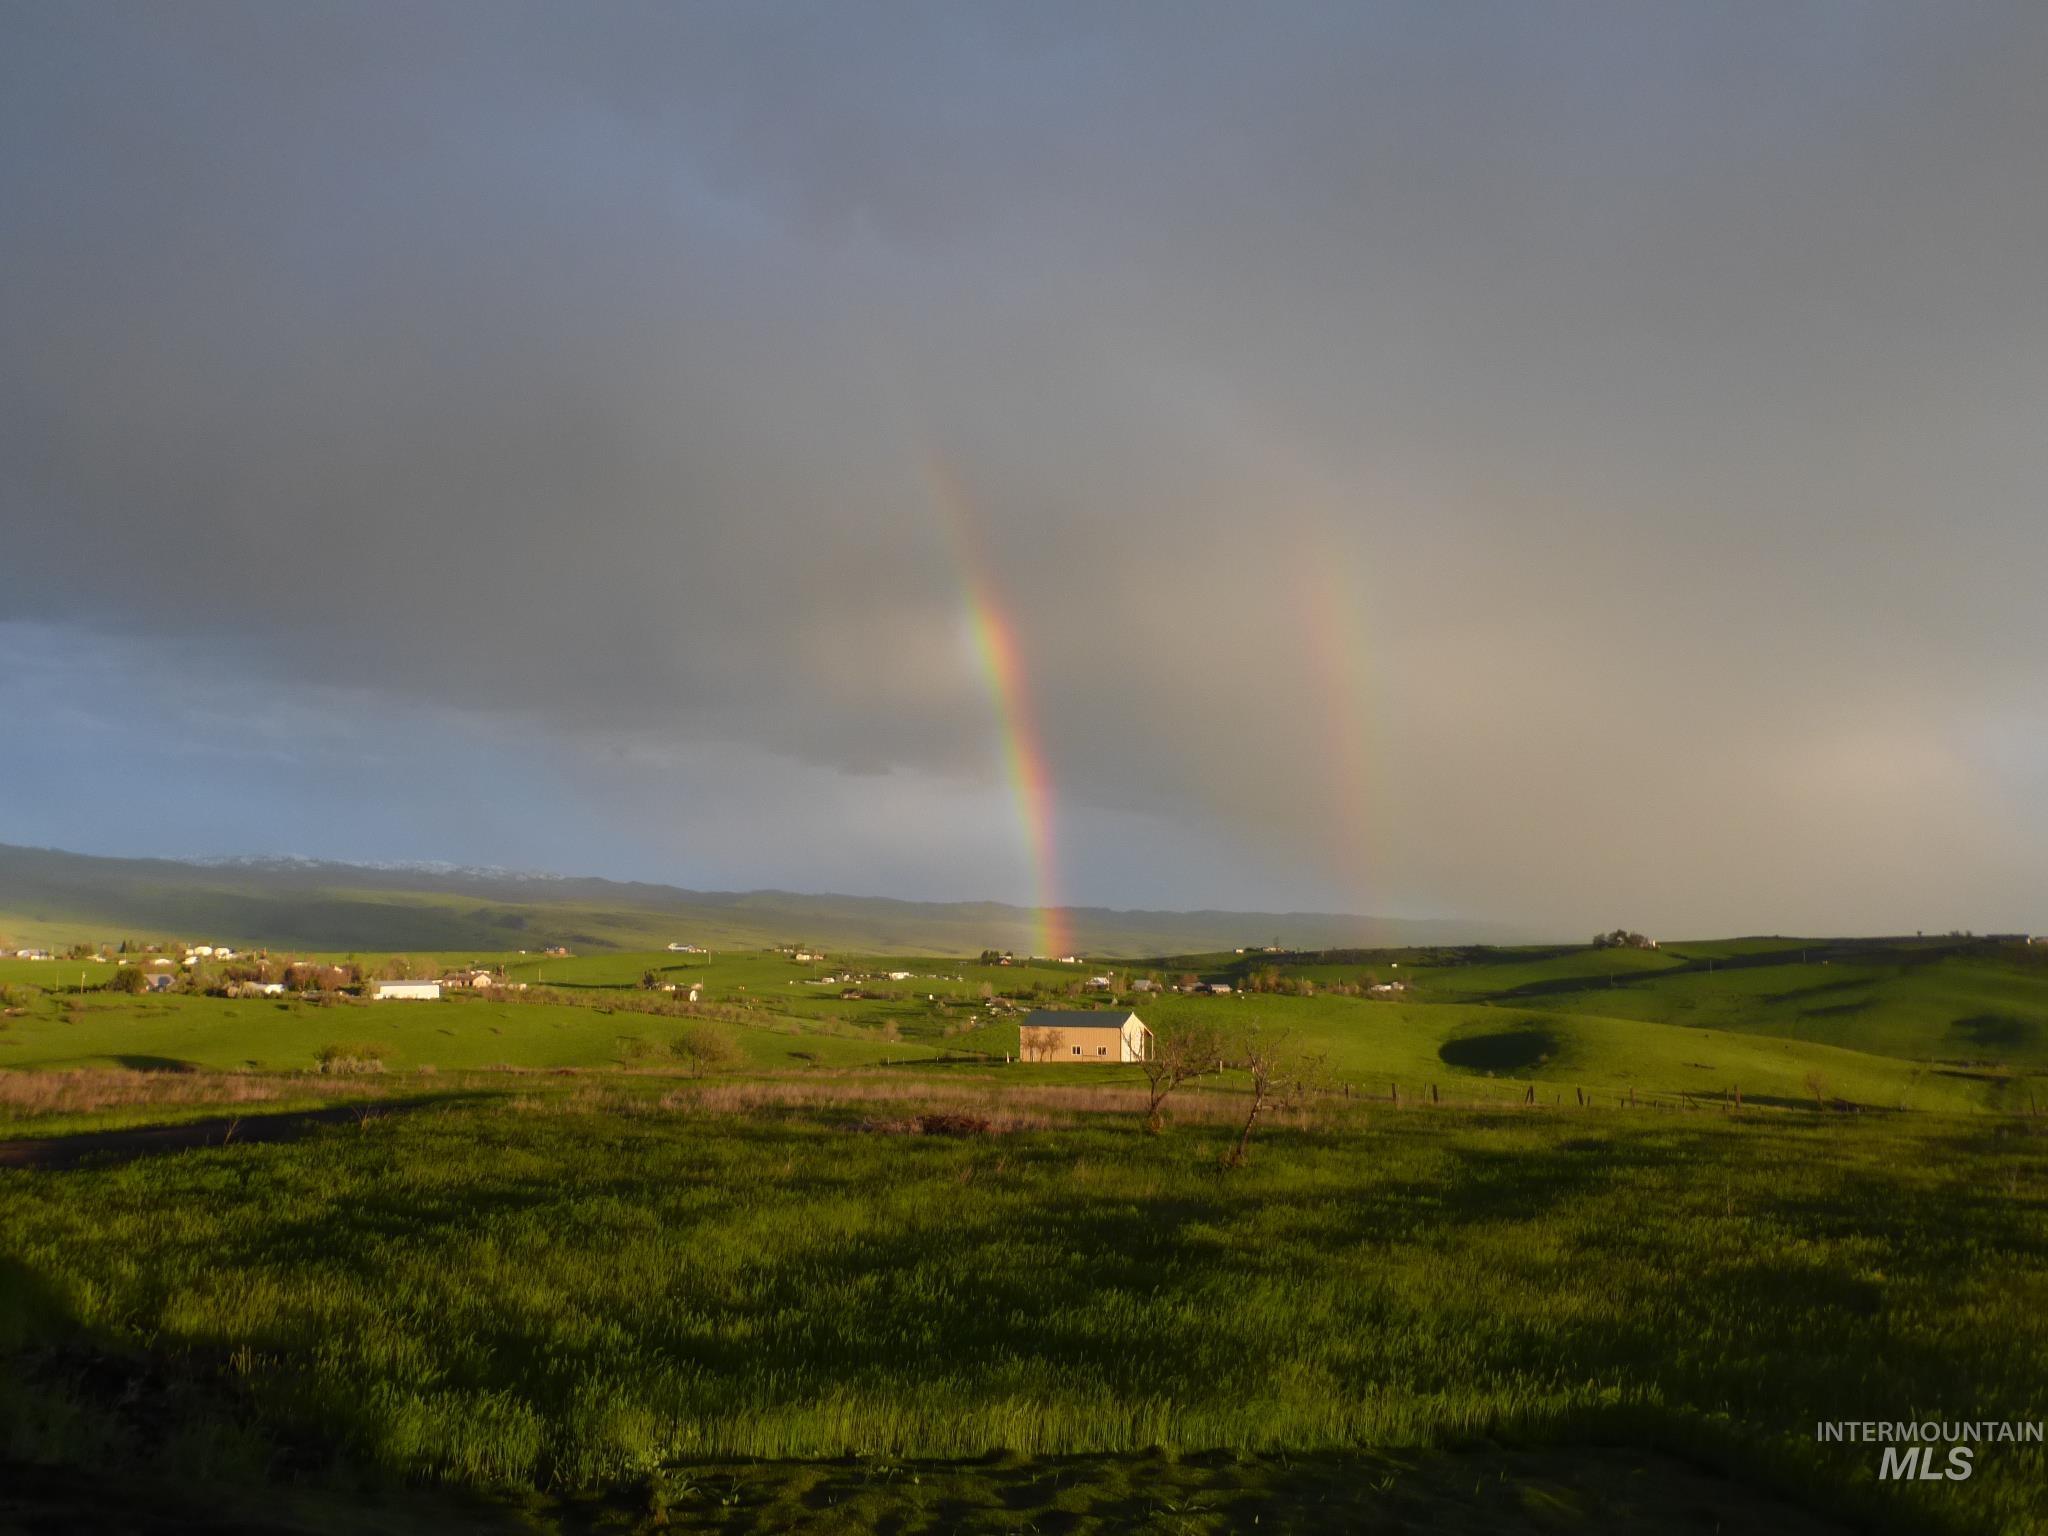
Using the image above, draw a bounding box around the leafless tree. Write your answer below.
[1222,1024,1329,1167]
[1137,1019,1225,1133]
[1019,1025,1066,1063]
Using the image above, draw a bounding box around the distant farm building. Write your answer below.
[145,972,174,992]
[372,980,442,1001]
[1018,1009,1153,1064]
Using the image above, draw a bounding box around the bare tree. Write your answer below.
[1137,1019,1225,1133]
[1019,1024,1066,1063]
[1222,1024,1329,1167]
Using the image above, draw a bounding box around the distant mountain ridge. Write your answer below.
[0,843,1538,957]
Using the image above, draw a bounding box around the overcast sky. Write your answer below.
[3,2,2045,936]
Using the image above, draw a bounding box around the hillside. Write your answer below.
[0,843,1528,958]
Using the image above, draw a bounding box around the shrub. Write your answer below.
[316,1041,388,1073]
[669,1025,740,1076]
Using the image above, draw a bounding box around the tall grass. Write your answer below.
[1,1100,2042,1532]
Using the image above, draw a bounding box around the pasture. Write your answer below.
[1,1079,2044,1532]
[3,935,2046,1531]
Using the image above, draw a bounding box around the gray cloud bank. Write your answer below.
[3,2,2045,934]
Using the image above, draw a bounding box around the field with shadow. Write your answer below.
[2,1081,2044,1533]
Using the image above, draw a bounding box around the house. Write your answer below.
[235,981,285,997]
[145,972,175,992]
[1018,1009,1153,1064]
[1130,978,1159,992]
[372,980,442,1001]
[1205,982,1233,995]
[887,971,912,981]
[1085,975,1115,990]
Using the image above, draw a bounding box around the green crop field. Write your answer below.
[3,932,2046,1532]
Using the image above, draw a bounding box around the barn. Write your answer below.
[1018,1009,1153,1064]
[372,980,442,1001]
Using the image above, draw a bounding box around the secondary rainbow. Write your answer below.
[924,458,1071,960]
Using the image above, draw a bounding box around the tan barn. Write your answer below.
[1018,1009,1153,1064]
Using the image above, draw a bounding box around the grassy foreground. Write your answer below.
[2,1081,2044,1533]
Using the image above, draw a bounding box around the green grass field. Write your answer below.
[7,941,2046,1111]
[4,934,2046,1531]
[2,1086,2044,1533]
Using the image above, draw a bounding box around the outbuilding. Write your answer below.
[1017,1009,1153,1064]
[372,980,442,1001]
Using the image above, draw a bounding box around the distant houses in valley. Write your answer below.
[1017,1009,1153,1064]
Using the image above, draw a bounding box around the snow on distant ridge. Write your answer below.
[195,854,568,882]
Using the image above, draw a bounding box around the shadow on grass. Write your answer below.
[0,1091,492,1171]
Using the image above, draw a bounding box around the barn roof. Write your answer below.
[1020,1009,1146,1032]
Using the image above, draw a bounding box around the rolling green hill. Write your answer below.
[0,843,1528,957]
[5,940,2042,1114]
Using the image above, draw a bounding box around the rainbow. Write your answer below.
[924,459,1071,959]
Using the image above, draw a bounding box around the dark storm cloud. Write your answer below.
[3,3,2045,931]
